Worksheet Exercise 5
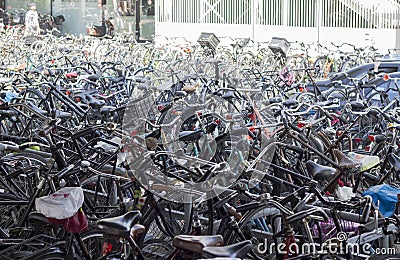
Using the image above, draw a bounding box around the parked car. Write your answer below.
[306,61,400,93]
[362,71,400,107]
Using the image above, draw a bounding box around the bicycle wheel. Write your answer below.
[80,230,105,259]
[313,56,331,79]
[224,204,283,260]
[286,54,307,84]
[141,238,174,260]
[215,50,234,64]
[238,52,255,68]
[80,175,135,220]
[136,200,185,252]
[0,194,29,232]
[0,152,46,198]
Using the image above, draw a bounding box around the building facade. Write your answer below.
[154,0,400,52]
[1,0,155,39]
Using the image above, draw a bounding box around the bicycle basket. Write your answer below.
[237,37,250,48]
[268,37,290,57]
[197,32,220,52]
[127,94,158,121]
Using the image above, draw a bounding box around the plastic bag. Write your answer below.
[35,187,84,219]
[363,184,400,217]
[48,208,88,233]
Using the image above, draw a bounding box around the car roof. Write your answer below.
[367,71,400,85]
[329,61,400,81]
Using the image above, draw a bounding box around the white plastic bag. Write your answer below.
[35,187,84,219]
[336,186,356,201]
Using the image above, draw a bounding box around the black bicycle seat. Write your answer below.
[202,240,252,258]
[333,149,361,170]
[96,211,142,237]
[28,211,57,227]
[172,235,224,254]
[306,160,337,181]
[282,97,298,107]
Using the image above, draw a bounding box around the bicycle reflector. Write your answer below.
[383,74,390,81]
[297,121,306,128]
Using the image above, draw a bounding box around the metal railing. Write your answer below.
[157,0,400,29]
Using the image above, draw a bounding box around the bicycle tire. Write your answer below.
[0,194,29,232]
[313,56,331,79]
[136,199,185,250]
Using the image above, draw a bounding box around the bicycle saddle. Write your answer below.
[96,210,142,237]
[100,105,116,115]
[65,72,78,79]
[130,75,150,83]
[333,149,361,170]
[0,109,18,118]
[172,235,224,253]
[305,160,337,181]
[86,95,106,108]
[53,109,72,121]
[347,152,380,172]
[136,81,151,90]
[202,240,252,258]
[372,134,387,144]
[358,218,387,233]
[350,101,365,111]
[28,211,58,228]
[221,91,236,100]
[87,73,101,81]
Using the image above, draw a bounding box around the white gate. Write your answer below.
[155,0,400,52]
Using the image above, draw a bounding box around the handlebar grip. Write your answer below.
[226,204,242,220]
[282,116,288,128]
[361,196,372,224]
[381,111,392,122]
[336,211,372,224]
[390,116,400,124]
[0,143,17,152]
[285,144,305,155]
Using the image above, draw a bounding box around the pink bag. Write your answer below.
[48,208,88,233]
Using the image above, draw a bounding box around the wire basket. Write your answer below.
[268,37,290,57]
[127,94,158,120]
[197,32,220,52]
